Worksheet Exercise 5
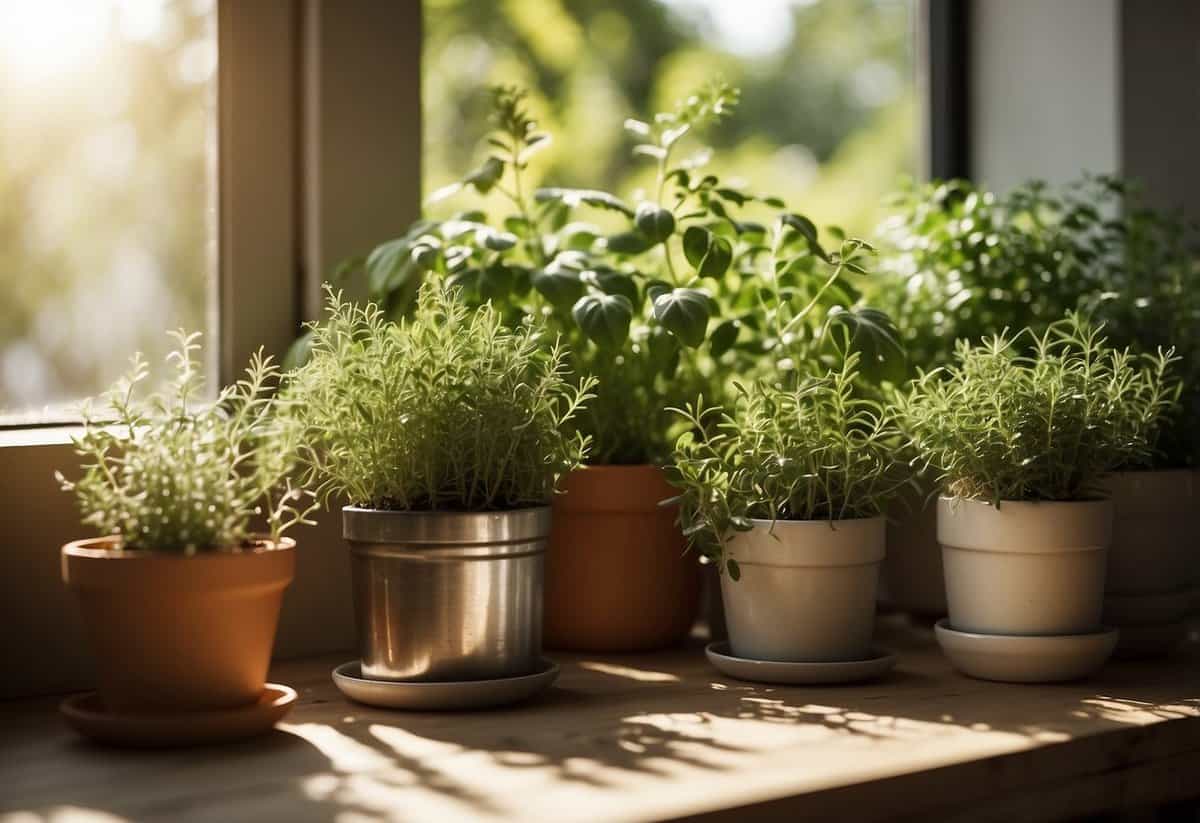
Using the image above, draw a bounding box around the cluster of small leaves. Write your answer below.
[1073,176,1200,467]
[667,354,906,579]
[282,282,595,511]
[897,313,1180,504]
[874,178,1108,372]
[57,333,316,552]
[325,81,902,464]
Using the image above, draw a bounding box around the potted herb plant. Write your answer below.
[57,333,315,743]
[899,314,1176,681]
[321,82,898,652]
[670,353,905,671]
[283,283,593,689]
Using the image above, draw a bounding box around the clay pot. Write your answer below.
[544,465,701,651]
[62,536,295,713]
[722,517,886,662]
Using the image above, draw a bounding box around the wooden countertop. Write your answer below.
[3,616,1200,822]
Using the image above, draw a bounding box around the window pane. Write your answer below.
[423,0,915,234]
[0,0,216,423]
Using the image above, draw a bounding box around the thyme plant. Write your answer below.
[898,314,1179,504]
[284,282,595,511]
[57,332,316,553]
[319,82,901,465]
[667,355,906,579]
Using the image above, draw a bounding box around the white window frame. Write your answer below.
[0,0,422,699]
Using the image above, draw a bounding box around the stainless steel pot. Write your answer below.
[343,506,550,682]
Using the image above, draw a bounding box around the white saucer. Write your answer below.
[705,642,896,685]
[935,619,1118,683]
[332,659,559,711]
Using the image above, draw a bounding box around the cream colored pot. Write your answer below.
[938,497,1112,635]
[1103,470,1198,596]
[721,517,885,662]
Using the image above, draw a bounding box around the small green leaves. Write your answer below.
[573,293,633,348]
[365,238,418,294]
[781,213,829,261]
[532,265,586,309]
[825,306,906,383]
[653,287,712,347]
[635,202,676,244]
[464,157,505,194]
[709,318,741,357]
[726,558,741,581]
[681,226,732,278]
[604,231,653,255]
[534,187,635,217]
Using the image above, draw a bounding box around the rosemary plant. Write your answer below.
[898,313,1179,504]
[668,354,906,579]
[57,332,316,553]
[284,281,595,511]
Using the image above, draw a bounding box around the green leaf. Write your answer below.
[365,239,416,296]
[653,288,711,348]
[605,231,653,255]
[710,319,740,357]
[782,213,829,261]
[680,226,731,278]
[532,266,586,309]
[482,230,519,251]
[635,203,676,245]
[573,293,633,349]
[585,269,639,307]
[464,157,505,194]
[826,306,907,383]
[726,558,741,581]
[480,261,514,301]
[534,187,635,217]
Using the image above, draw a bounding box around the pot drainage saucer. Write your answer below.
[935,619,1118,683]
[704,642,897,685]
[332,659,560,711]
[60,684,296,747]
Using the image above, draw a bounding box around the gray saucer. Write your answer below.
[705,642,897,685]
[935,619,1118,682]
[332,659,559,711]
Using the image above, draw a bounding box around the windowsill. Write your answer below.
[3,617,1200,820]
[0,426,83,449]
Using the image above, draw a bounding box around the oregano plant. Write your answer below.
[57,332,316,553]
[316,82,903,465]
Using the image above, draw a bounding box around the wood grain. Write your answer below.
[2,616,1198,822]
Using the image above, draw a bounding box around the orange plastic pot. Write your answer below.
[62,536,295,714]
[544,465,701,651]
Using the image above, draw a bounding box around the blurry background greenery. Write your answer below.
[424,0,916,233]
[0,0,214,420]
[0,0,913,418]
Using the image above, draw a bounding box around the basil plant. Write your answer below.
[317,83,902,465]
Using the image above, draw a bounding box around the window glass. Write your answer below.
[0,0,216,423]
[423,0,915,233]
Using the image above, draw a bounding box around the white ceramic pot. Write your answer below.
[1103,470,1198,596]
[938,497,1112,636]
[721,517,885,662]
[883,491,947,617]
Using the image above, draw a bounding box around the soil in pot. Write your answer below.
[937,497,1111,636]
[544,465,702,652]
[721,517,885,662]
[62,536,295,714]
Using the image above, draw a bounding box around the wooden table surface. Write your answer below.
[3,616,1200,823]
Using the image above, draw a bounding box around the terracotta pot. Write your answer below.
[544,465,701,651]
[62,536,295,714]
[722,517,886,662]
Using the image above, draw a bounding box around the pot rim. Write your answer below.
[938,495,1112,508]
[62,534,296,560]
[343,504,552,545]
[744,514,886,528]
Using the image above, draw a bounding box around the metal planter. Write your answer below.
[343,506,550,682]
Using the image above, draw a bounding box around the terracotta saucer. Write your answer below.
[60,684,297,747]
[705,642,897,685]
[332,659,559,710]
